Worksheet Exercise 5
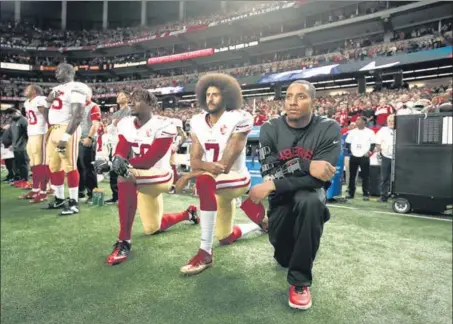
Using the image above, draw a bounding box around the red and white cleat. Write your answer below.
[19,191,38,200]
[106,241,131,266]
[30,193,48,204]
[180,249,213,276]
[288,285,312,310]
[187,205,199,225]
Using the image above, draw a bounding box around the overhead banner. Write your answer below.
[207,1,305,27]
[214,41,259,53]
[148,86,184,95]
[257,46,453,84]
[147,49,214,65]
[113,61,147,69]
[1,62,32,71]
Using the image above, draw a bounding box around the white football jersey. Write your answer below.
[190,110,253,174]
[24,95,47,136]
[117,115,177,171]
[48,81,91,125]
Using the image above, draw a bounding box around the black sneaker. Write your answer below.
[59,199,79,216]
[346,194,355,199]
[105,198,117,204]
[106,240,131,265]
[42,197,66,209]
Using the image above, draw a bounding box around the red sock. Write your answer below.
[118,182,137,241]
[50,170,65,186]
[219,225,242,245]
[195,174,217,211]
[31,166,40,190]
[40,165,50,192]
[171,165,178,184]
[160,210,190,231]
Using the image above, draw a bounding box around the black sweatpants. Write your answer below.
[4,158,15,181]
[109,170,118,201]
[77,143,98,198]
[348,155,370,197]
[268,189,330,287]
[13,150,29,181]
[380,156,392,199]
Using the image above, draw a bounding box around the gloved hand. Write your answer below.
[111,155,131,178]
[92,159,112,174]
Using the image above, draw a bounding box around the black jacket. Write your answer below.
[259,114,341,196]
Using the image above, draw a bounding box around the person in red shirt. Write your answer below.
[253,108,268,126]
[375,101,395,127]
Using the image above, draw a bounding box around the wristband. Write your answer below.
[61,133,71,142]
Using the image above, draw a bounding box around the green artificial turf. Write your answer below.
[1,180,452,324]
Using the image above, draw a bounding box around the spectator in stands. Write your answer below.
[345,116,376,200]
[376,114,395,202]
[253,108,268,126]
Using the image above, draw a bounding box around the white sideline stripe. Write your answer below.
[327,204,452,222]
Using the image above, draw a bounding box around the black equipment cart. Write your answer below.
[391,112,452,214]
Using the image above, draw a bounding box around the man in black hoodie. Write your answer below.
[248,80,341,310]
[7,108,29,185]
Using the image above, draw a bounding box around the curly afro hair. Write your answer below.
[195,73,243,111]
[130,89,158,107]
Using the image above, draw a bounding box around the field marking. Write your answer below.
[327,204,452,222]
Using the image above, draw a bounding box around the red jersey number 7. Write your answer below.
[205,143,220,162]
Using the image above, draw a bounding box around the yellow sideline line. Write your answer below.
[327,204,452,222]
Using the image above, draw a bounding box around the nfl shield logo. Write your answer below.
[220,125,227,135]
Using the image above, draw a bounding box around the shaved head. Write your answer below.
[55,63,75,83]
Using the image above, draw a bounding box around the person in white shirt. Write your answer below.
[345,116,376,200]
[376,114,395,202]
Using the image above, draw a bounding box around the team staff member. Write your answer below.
[376,114,395,202]
[7,108,29,188]
[77,93,101,202]
[345,116,376,200]
[106,91,130,204]
[248,80,341,310]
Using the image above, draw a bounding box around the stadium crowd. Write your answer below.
[0,1,394,49]
[2,24,451,100]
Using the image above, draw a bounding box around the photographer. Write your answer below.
[248,80,341,310]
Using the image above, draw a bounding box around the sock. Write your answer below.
[50,170,65,199]
[31,166,40,191]
[196,175,218,254]
[160,210,190,231]
[171,165,178,184]
[236,223,260,236]
[40,165,50,193]
[66,170,80,202]
[118,181,138,241]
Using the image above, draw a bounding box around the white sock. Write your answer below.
[200,210,217,254]
[69,187,78,202]
[236,223,260,237]
[54,185,64,199]
[32,188,40,193]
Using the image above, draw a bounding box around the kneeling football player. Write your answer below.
[176,73,268,276]
[94,89,198,266]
